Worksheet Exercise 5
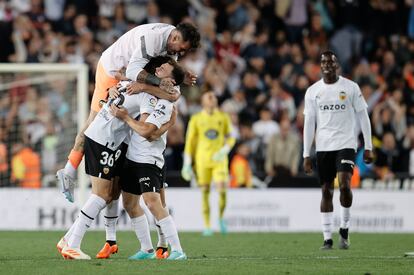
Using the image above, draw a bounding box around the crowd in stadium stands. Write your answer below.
[1,0,414,187]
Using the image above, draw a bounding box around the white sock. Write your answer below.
[63,218,78,241]
[104,199,119,242]
[68,194,106,248]
[64,161,77,179]
[158,215,182,253]
[321,212,333,241]
[340,206,351,229]
[155,223,168,248]
[131,215,153,252]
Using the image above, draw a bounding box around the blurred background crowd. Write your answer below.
[1,0,414,188]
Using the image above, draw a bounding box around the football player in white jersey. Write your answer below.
[58,58,184,260]
[303,51,374,250]
[57,22,200,202]
[111,95,187,260]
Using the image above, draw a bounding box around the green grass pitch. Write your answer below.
[0,231,413,274]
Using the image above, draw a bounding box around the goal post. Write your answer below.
[0,63,89,205]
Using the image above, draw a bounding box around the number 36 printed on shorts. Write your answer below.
[99,149,122,167]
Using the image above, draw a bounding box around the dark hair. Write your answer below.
[176,22,200,50]
[320,50,337,59]
[144,56,185,85]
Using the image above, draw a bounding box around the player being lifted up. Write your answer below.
[303,50,373,250]
[110,67,187,260]
[181,90,235,236]
[58,58,184,260]
[57,22,200,202]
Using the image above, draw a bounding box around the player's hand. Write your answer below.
[303,157,313,175]
[212,145,230,162]
[181,163,193,181]
[183,70,197,86]
[363,150,374,164]
[114,67,128,81]
[160,78,176,92]
[126,81,146,95]
[108,85,119,99]
[110,104,129,120]
[167,90,181,102]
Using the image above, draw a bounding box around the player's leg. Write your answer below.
[336,149,356,249]
[155,176,169,258]
[196,163,213,236]
[61,138,120,259]
[57,61,118,202]
[140,164,186,260]
[121,191,155,259]
[213,162,229,234]
[317,151,337,250]
[120,160,155,259]
[61,176,112,260]
[96,177,121,259]
[97,143,127,258]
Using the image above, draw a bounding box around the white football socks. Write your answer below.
[131,215,153,252]
[63,218,78,241]
[340,206,351,229]
[68,194,106,248]
[104,199,119,242]
[321,212,333,241]
[158,215,182,253]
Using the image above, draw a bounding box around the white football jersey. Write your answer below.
[126,99,173,168]
[85,91,157,151]
[100,23,176,79]
[303,76,368,152]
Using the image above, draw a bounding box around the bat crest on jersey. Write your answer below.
[339,91,347,100]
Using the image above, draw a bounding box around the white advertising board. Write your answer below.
[0,188,413,232]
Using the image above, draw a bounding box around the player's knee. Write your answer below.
[143,194,160,212]
[122,199,136,213]
[321,186,333,200]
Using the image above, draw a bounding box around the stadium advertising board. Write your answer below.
[0,189,413,232]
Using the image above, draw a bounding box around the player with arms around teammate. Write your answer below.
[303,51,373,250]
[58,59,183,260]
[57,22,200,202]
[111,69,187,259]
[181,90,236,236]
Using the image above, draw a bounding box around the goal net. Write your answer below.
[0,63,88,199]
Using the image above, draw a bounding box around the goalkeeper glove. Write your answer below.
[181,154,193,181]
[212,144,231,162]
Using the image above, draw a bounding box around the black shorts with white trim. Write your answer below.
[316,148,356,184]
[84,136,128,180]
[120,159,164,195]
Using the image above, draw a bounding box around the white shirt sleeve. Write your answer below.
[145,99,173,129]
[140,93,157,115]
[356,109,373,150]
[352,83,368,113]
[126,32,162,81]
[303,114,316,158]
[303,88,316,117]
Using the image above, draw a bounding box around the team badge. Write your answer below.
[339,91,346,100]
[205,129,219,139]
[103,167,110,174]
[149,97,157,107]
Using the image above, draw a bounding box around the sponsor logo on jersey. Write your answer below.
[103,167,110,174]
[149,97,157,107]
[319,104,346,111]
[205,129,219,140]
[139,177,150,183]
[339,91,347,100]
